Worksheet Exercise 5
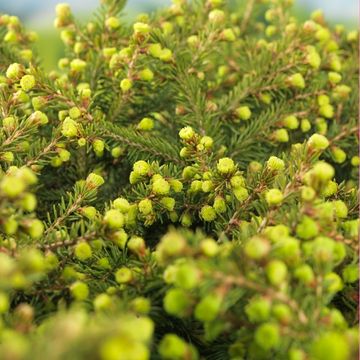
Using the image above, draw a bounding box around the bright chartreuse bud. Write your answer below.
[133,160,150,176]
[200,205,216,222]
[160,197,175,211]
[308,133,329,150]
[113,198,130,213]
[179,126,195,140]
[174,263,199,289]
[310,332,349,360]
[120,78,133,92]
[56,3,71,19]
[105,16,120,30]
[111,146,124,158]
[200,238,219,257]
[70,281,89,300]
[306,46,321,68]
[164,288,192,317]
[170,179,183,193]
[86,172,105,188]
[194,294,222,322]
[115,267,132,283]
[301,118,311,132]
[255,323,280,350]
[137,117,154,131]
[152,177,170,195]
[296,216,318,239]
[94,293,112,311]
[127,236,145,256]
[6,63,23,79]
[328,71,342,84]
[294,264,314,284]
[112,229,128,248]
[235,106,251,120]
[26,219,44,239]
[331,147,346,164]
[201,180,213,192]
[2,116,17,132]
[221,28,236,42]
[351,156,359,166]
[93,139,105,156]
[61,117,78,137]
[333,200,348,219]
[312,161,334,182]
[139,68,154,81]
[342,264,359,283]
[69,106,81,119]
[159,48,173,62]
[287,73,305,89]
[80,206,97,220]
[20,75,35,92]
[0,293,9,314]
[283,115,299,129]
[74,242,92,261]
[138,199,153,215]
[213,196,226,214]
[208,9,225,23]
[104,209,124,229]
[21,193,37,212]
[266,260,287,286]
[244,237,270,260]
[187,35,199,47]
[148,43,162,58]
[319,104,334,119]
[265,188,283,206]
[29,111,48,125]
[70,59,87,72]
[267,156,285,171]
[245,297,271,323]
[217,157,235,174]
[159,334,188,359]
[133,22,151,35]
[234,186,248,202]
[273,128,289,142]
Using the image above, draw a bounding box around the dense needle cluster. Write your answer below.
[0,0,358,359]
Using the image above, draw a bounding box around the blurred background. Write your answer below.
[0,0,358,70]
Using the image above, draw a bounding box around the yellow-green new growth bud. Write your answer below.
[120,78,133,92]
[86,172,105,188]
[104,209,124,229]
[133,160,150,176]
[20,75,35,92]
[0,176,25,198]
[159,48,173,62]
[331,147,346,164]
[115,267,132,283]
[70,281,89,300]
[105,16,120,30]
[235,106,251,120]
[138,199,153,215]
[301,118,311,132]
[245,297,271,322]
[194,294,222,322]
[80,206,97,220]
[217,157,235,174]
[6,63,23,79]
[200,205,216,221]
[244,237,270,260]
[179,126,195,140]
[287,73,305,89]
[319,104,334,119]
[283,115,299,129]
[1,151,14,162]
[69,106,81,119]
[56,3,71,19]
[61,117,78,137]
[266,260,287,286]
[127,236,146,256]
[273,128,289,142]
[234,186,248,202]
[296,216,318,239]
[307,133,329,150]
[113,198,130,213]
[148,43,162,58]
[265,189,283,206]
[267,156,285,171]
[26,219,44,239]
[312,161,334,182]
[164,288,191,317]
[70,59,86,72]
[74,242,92,261]
[200,136,213,149]
[139,68,154,81]
[21,193,37,211]
[160,197,175,211]
[255,323,280,350]
[137,117,154,131]
[152,178,170,195]
[208,9,225,23]
[221,28,236,42]
[333,200,348,218]
[213,196,226,214]
[133,22,151,34]
[328,71,342,84]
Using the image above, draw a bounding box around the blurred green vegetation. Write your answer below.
[33,7,357,72]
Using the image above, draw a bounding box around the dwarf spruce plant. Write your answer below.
[0,0,358,359]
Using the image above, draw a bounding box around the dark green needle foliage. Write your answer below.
[0,0,358,359]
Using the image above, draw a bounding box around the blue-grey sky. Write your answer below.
[0,0,357,28]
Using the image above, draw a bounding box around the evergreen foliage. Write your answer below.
[0,0,358,359]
